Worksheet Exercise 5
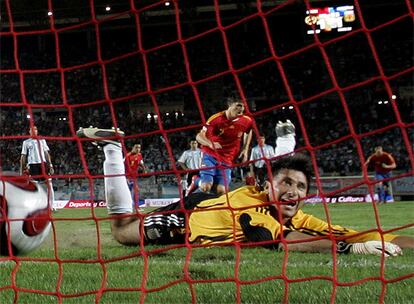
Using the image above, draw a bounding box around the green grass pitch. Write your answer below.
[1,201,413,303]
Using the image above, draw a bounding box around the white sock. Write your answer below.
[47,178,55,206]
[103,144,133,214]
[37,179,55,209]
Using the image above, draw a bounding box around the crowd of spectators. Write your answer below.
[1,5,413,193]
[1,99,412,183]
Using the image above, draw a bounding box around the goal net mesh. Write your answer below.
[0,0,413,303]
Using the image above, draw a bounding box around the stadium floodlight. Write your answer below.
[384,100,389,104]
[391,95,396,100]
[378,101,383,104]
[47,11,53,16]
[105,6,111,12]
[165,1,171,6]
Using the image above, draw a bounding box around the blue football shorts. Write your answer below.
[199,153,232,187]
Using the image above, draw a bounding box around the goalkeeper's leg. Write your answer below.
[77,127,142,245]
[103,143,143,245]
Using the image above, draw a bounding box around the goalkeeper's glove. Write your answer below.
[349,241,402,257]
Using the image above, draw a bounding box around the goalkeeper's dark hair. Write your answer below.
[271,154,313,192]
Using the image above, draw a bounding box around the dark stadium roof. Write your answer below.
[0,0,401,30]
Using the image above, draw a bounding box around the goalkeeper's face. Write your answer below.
[267,169,308,221]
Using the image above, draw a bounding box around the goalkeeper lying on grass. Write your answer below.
[78,127,414,257]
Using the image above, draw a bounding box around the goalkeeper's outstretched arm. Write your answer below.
[283,231,404,257]
[390,236,414,249]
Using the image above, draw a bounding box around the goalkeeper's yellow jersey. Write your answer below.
[188,186,397,245]
[188,186,274,244]
[286,210,396,243]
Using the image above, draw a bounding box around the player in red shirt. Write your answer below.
[364,146,396,203]
[125,144,146,207]
[195,98,253,195]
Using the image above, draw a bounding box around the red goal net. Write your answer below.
[1,0,413,303]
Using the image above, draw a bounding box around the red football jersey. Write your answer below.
[201,111,252,164]
[369,152,395,174]
[125,152,143,175]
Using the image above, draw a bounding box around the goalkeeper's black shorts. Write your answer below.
[143,192,218,245]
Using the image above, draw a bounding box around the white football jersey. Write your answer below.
[177,148,202,170]
[250,144,275,168]
[21,138,50,164]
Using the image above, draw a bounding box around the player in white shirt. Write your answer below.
[20,126,55,208]
[177,140,202,196]
[249,135,275,186]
